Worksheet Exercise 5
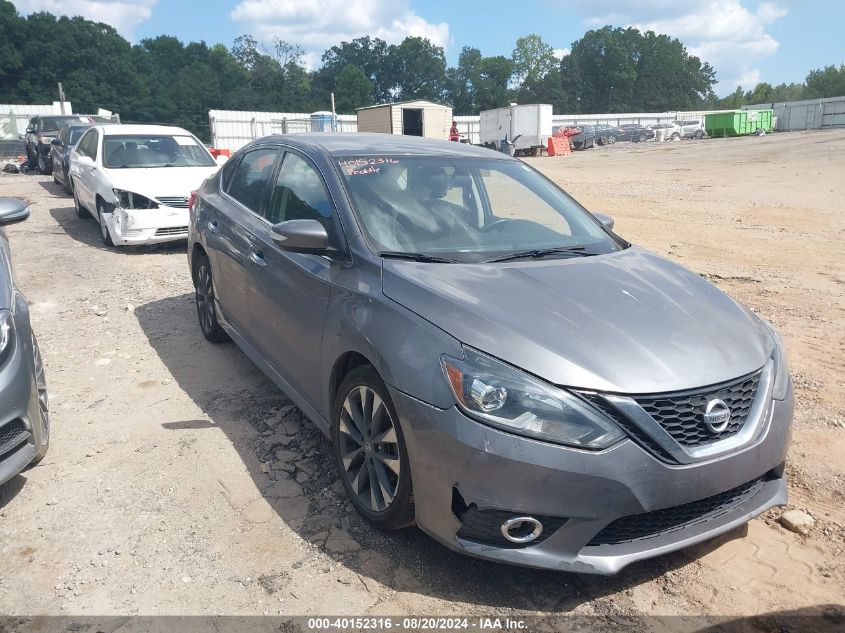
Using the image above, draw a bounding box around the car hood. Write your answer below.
[382,246,773,394]
[106,166,218,199]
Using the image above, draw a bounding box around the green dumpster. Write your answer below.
[704,110,773,137]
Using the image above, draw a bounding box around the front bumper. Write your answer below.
[389,383,792,574]
[106,206,189,245]
[0,309,42,487]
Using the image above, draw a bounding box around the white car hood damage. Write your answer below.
[107,166,218,202]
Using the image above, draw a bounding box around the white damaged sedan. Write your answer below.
[68,124,219,246]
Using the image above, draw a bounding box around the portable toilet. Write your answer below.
[310,111,336,132]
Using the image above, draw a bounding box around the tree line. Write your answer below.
[1,1,843,142]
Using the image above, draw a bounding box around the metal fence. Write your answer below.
[744,96,845,131]
[209,110,358,152]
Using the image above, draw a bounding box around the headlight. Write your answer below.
[0,310,15,362]
[113,189,158,210]
[765,322,790,400]
[441,348,625,449]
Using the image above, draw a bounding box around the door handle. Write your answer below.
[249,251,267,267]
[207,220,219,233]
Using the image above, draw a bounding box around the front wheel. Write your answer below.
[695,130,704,139]
[331,367,414,530]
[193,254,230,343]
[37,152,47,174]
[605,135,617,145]
[97,201,115,247]
[30,333,50,464]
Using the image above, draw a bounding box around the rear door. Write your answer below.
[74,129,100,209]
[205,146,281,338]
[246,149,342,406]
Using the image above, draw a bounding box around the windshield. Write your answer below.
[40,117,79,133]
[338,156,623,263]
[103,134,215,168]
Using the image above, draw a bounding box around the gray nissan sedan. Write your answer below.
[187,134,792,574]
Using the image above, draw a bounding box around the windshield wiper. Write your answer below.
[379,251,457,263]
[486,246,592,263]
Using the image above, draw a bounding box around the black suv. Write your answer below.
[25,115,114,174]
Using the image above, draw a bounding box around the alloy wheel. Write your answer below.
[195,264,216,335]
[338,385,401,513]
[33,334,49,444]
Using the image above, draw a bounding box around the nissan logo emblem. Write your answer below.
[703,399,731,433]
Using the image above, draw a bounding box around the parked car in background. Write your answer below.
[568,125,596,150]
[0,198,50,487]
[591,124,615,145]
[676,120,707,139]
[50,123,99,193]
[69,124,219,247]
[187,133,792,574]
[600,124,654,145]
[24,115,113,174]
[649,122,682,139]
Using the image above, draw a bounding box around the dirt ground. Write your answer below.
[0,130,843,629]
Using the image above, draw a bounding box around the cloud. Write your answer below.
[10,0,157,39]
[556,0,787,95]
[553,47,571,59]
[230,0,450,66]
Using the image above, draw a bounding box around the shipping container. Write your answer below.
[356,100,452,139]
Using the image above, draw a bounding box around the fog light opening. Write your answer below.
[501,516,543,544]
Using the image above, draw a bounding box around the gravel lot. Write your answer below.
[0,130,843,629]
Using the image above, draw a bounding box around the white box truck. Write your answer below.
[479,104,553,155]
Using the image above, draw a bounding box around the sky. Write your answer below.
[9,0,845,97]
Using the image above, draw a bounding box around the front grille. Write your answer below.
[587,477,765,546]
[155,226,189,237]
[457,508,568,549]
[156,196,189,208]
[634,371,761,447]
[0,420,30,460]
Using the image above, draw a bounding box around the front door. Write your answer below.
[246,150,339,406]
[402,109,424,136]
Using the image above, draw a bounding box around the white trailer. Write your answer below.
[479,104,553,155]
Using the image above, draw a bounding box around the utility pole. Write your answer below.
[57,82,67,114]
[330,92,337,132]
[608,85,614,113]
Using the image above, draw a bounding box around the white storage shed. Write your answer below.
[356,100,453,139]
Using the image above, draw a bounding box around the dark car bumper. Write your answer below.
[389,383,792,574]
[0,308,42,487]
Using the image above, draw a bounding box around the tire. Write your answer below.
[606,135,617,145]
[97,200,115,247]
[695,130,704,139]
[671,132,680,140]
[72,181,88,218]
[193,254,230,343]
[30,333,50,464]
[331,366,414,530]
[598,136,607,146]
[37,151,47,174]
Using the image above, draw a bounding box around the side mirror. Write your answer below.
[25,128,34,134]
[77,155,95,169]
[271,219,330,253]
[51,138,63,146]
[594,212,615,230]
[0,198,30,227]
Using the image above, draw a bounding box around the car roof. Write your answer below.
[96,124,196,137]
[252,133,506,159]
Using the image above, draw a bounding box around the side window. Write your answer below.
[89,130,99,160]
[266,153,334,228]
[77,130,93,157]
[220,154,240,192]
[227,148,278,213]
